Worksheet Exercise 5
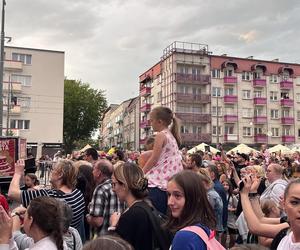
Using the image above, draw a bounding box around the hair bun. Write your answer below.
[137,177,148,192]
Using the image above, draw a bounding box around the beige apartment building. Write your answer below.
[138,41,300,149]
[3,46,64,157]
[100,97,140,150]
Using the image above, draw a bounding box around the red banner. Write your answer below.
[0,139,16,177]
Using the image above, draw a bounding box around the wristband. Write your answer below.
[248,193,259,198]
[108,226,116,231]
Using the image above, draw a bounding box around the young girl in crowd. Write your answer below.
[166,170,224,249]
[24,173,40,190]
[221,179,238,248]
[143,106,183,214]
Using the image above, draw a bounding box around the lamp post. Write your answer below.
[0,0,6,135]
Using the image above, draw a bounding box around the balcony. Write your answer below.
[176,93,210,103]
[280,80,293,90]
[3,81,22,93]
[140,120,151,129]
[224,95,238,103]
[175,73,210,85]
[254,134,267,143]
[4,60,23,71]
[3,105,21,115]
[281,117,294,125]
[280,98,293,107]
[140,103,151,112]
[224,134,238,142]
[224,114,238,123]
[175,113,211,123]
[253,97,267,105]
[181,133,211,144]
[223,76,237,84]
[140,86,151,97]
[253,79,266,87]
[282,135,295,143]
[253,116,267,124]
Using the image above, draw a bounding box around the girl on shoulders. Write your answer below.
[143,106,183,214]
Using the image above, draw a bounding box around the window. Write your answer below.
[157,91,162,102]
[254,108,264,116]
[224,106,234,115]
[253,90,262,98]
[192,106,202,113]
[270,75,278,83]
[192,87,201,95]
[282,109,290,117]
[212,106,222,116]
[298,129,300,138]
[243,127,252,136]
[297,111,300,121]
[212,87,222,97]
[254,127,263,135]
[282,127,291,136]
[270,91,278,101]
[296,93,300,102]
[11,74,32,86]
[242,72,251,81]
[253,71,262,79]
[224,88,234,96]
[271,128,279,137]
[211,69,220,78]
[271,109,279,119]
[181,126,189,134]
[242,90,251,99]
[224,69,234,77]
[10,119,30,129]
[12,53,32,64]
[281,92,290,99]
[242,108,252,118]
[179,85,189,94]
[224,125,234,134]
[178,66,189,74]
[192,126,202,134]
[212,126,221,135]
[18,97,31,108]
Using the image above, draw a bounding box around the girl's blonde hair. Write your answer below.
[151,106,181,146]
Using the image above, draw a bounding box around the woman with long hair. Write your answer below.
[166,170,222,249]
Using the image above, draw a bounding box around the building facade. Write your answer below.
[138,41,300,149]
[3,46,64,157]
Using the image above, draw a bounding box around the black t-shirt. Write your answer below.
[116,201,153,250]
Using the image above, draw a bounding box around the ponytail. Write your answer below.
[51,230,64,250]
[171,117,181,146]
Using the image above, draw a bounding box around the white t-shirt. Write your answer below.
[278,231,300,249]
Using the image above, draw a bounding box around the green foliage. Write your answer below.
[63,79,107,153]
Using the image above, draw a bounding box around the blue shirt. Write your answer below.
[171,224,210,250]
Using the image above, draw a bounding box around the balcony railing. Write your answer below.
[3,81,22,93]
[254,134,267,143]
[140,86,151,97]
[4,60,23,71]
[223,76,237,84]
[175,113,211,123]
[280,80,293,89]
[176,93,211,103]
[280,98,293,107]
[253,116,267,124]
[140,103,151,112]
[253,79,266,87]
[253,97,267,105]
[224,114,238,123]
[224,134,238,142]
[140,120,151,129]
[282,135,295,143]
[224,95,238,103]
[175,73,210,85]
[281,117,294,125]
[181,133,211,143]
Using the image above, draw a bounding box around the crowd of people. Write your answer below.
[1,106,300,249]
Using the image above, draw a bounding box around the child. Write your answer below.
[221,179,238,248]
[143,106,183,214]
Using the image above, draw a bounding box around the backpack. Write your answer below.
[180,226,225,250]
[135,202,172,250]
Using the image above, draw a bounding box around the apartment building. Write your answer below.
[100,98,140,150]
[3,46,64,157]
[138,41,300,148]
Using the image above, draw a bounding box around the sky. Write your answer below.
[5,0,300,104]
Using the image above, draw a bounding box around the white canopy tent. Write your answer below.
[227,143,258,154]
[268,144,292,154]
[187,143,219,154]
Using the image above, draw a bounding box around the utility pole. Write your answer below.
[5,75,9,135]
[0,0,6,135]
[216,94,220,144]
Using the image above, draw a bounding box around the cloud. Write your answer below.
[4,0,300,103]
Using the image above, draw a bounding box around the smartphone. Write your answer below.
[204,145,210,152]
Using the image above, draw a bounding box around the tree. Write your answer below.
[63,79,107,153]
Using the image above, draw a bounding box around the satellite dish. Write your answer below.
[267,131,272,137]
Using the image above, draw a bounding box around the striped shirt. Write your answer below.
[21,188,85,231]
